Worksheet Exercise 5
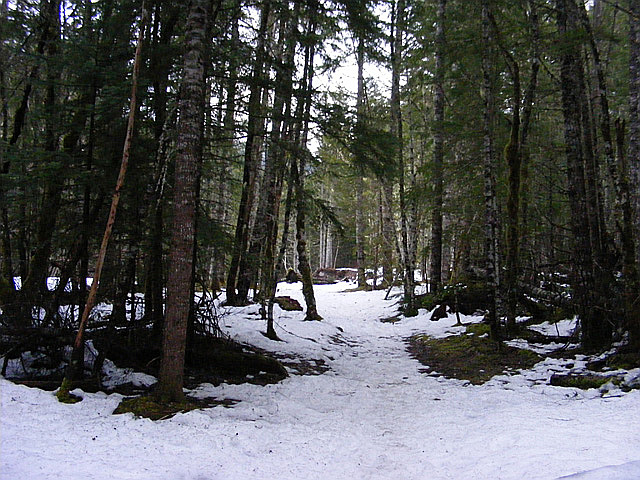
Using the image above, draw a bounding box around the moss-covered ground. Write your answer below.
[408,324,541,385]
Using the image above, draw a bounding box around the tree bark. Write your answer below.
[629,0,640,267]
[556,0,611,350]
[430,0,446,295]
[482,0,500,340]
[226,0,271,306]
[355,38,367,289]
[60,1,147,391]
[294,23,321,321]
[157,0,208,402]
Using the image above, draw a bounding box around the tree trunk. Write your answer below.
[556,0,611,351]
[355,38,367,289]
[60,1,148,392]
[430,0,446,295]
[157,0,208,402]
[226,0,271,306]
[488,9,521,333]
[629,0,640,267]
[391,0,415,314]
[615,120,640,350]
[294,24,321,321]
[482,0,500,340]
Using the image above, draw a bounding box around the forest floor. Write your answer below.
[2,281,640,479]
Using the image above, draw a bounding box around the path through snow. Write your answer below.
[2,282,640,479]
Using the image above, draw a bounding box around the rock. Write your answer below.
[430,304,448,322]
[274,296,303,311]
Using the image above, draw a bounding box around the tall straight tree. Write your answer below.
[226,0,271,306]
[391,0,416,314]
[631,0,640,267]
[294,13,321,321]
[481,0,500,340]
[628,0,640,349]
[157,0,209,403]
[556,0,610,350]
[355,38,367,290]
[429,0,446,294]
[487,8,521,333]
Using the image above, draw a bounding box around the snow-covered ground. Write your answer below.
[2,282,640,480]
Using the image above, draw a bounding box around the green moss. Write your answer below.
[113,395,200,421]
[607,352,640,371]
[550,374,614,390]
[465,323,490,336]
[55,378,82,404]
[408,333,541,385]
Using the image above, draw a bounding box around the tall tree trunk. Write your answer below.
[260,2,299,338]
[430,0,446,295]
[355,38,367,289]
[211,0,241,292]
[519,0,540,284]
[482,0,500,340]
[628,0,640,349]
[294,24,321,321]
[615,120,640,351]
[59,2,147,393]
[226,0,271,306]
[488,10,521,333]
[157,0,208,402]
[556,0,611,350]
[630,0,640,268]
[391,0,415,314]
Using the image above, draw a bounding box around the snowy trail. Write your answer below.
[2,282,640,480]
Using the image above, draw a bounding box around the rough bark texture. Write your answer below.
[482,0,500,340]
[355,39,367,289]
[429,0,446,295]
[556,0,610,350]
[630,0,640,267]
[157,0,207,402]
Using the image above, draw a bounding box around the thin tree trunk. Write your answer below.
[355,38,367,289]
[391,0,415,314]
[294,24,321,321]
[59,2,147,393]
[519,0,540,283]
[226,0,271,306]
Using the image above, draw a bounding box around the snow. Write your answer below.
[529,317,579,337]
[2,281,640,480]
